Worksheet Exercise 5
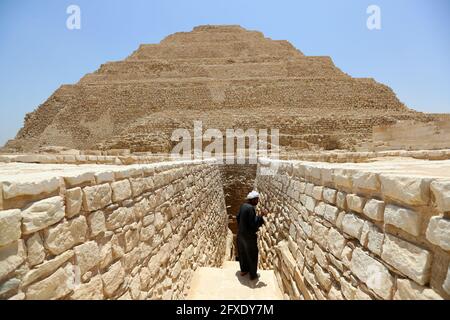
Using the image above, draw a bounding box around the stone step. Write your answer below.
[187,262,284,300]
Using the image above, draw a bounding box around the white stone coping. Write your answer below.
[0,158,218,200]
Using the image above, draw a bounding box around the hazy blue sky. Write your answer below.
[1,0,449,145]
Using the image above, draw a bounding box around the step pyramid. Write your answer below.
[186,261,283,300]
[4,25,428,153]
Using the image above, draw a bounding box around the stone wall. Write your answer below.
[255,158,450,300]
[373,120,450,151]
[0,159,229,300]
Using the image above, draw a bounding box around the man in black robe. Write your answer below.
[236,190,265,281]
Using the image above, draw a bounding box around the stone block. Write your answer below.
[425,216,450,251]
[336,191,347,210]
[71,275,104,300]
[323,188,337,204]
[106,207,135,231]
[82,184,112,212]
[346,194,365,214]
[311,221,329,249]
[87,210,106,237]
[350,248,394,299]
[394,278,443,300]
[2,176,60,200]
[342,213,365,240]
[381,234,432,285]
[327,228,346,258]
[111,180,132,202]
[26,264,74,300]
[95,171,115,184]
[431,180,450,213]
[22,196,65,234]
[312,186,323,201]
[74,241,100,275]
[65,187,82,218]
[0,209,21,246]
[380,174,430,206]
[352,171,380,192]
[44,216,88,255]
[0,240,26,282]
[102,261,125,297]
[22,250,74,287]
[443,265,450,295]
[26,233,45,267]
[363,199,384,221]
[313,264,331,291]
[323,204,339,224]
[384,204,421,236]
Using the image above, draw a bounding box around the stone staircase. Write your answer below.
[186,261,284,300]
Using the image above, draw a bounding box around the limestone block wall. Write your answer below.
[0,159,228,300]
[255,158,450,300]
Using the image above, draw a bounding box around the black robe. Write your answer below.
[236,203,264,278]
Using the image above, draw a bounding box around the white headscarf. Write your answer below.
[246,190,260,200]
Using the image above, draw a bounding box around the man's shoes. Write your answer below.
[240,272,249,276]
[250,273,260,281]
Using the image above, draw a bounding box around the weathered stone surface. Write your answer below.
[44,216,88,255]
[381,234,432,285]
[82,184,112,212]
[87,210,106,237]
[443,265,450,295]
[22,250,74,287]
[65,187,82,218]
[380,174,430,206]
[346,194,365,214]
[327,228,346,258]
[340,277,356,300]
[95,171,115,184]
[1,177,60,199]
[366,224,384,256]
[0,209,21,246]
[64,172,94,187]
[342,213,365,240]
[350,248,394,299]
[313,264,331,291]
[22,196,65,234]
[384,204,421,236]
[130,178,146,197]
[430,180,450,213]
[71,275,104,300]
[304,196,316,212]
[0,278,20,299]
[111,180,132,202]
[0,240,26,282]
[311,221,329,249]
[312,186,323,201]
[102,261,125,297]
[74,241,100,275]
[336,191,347,210]
[352,171,380,192]
[425,216,450,251]
[323,204,339,224]
[394,278,443,300]
[106,207,135,231]
[323,188,337,204]
[363,199,384,221]
[26,233,45,266]
[26,264,74,300]
[313,244,328,269]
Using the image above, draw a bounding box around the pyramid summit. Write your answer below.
[4,25,428,153]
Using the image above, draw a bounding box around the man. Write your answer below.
[236,190,265,281]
